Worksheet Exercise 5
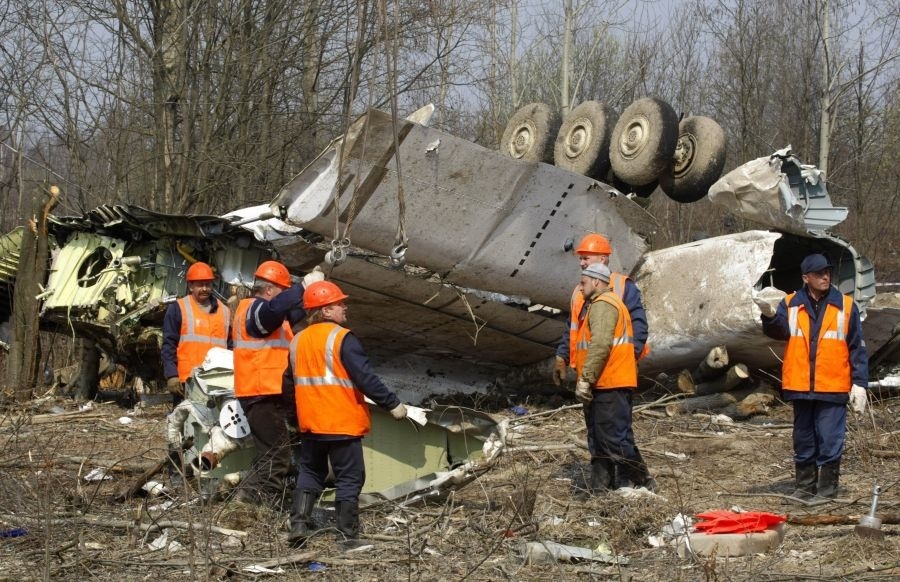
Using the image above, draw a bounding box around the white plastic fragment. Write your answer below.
[83,468,112,482]
[117,416,133,425]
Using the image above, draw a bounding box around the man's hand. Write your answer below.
[303,266,326,287]
[553,356,568,386]
[389,403,408,420]
[166,377,184,396]
[575,380,593,404]
[753,287,785,318]
[848,385,867,414]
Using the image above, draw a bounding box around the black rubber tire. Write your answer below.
[609,97,679,186]
[611,173,658,198]
[553,101,618,178]
[500,103,561,163]
[659,116,727,203]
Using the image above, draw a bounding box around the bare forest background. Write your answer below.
[1,0,898,278]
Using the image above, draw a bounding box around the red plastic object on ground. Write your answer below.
[693,510,786,534]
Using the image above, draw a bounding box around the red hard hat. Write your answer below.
[575,233,612,255]
[186,262,215,282]
[303,281,348,309]
[254,260,291,288]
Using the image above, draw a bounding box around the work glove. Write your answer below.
[575,379,593,404]
[848,384,867,414]
[552,356,568,386]
[752,287,785,318]
[406,405,429,426]
[389,403,408,420]
[166,377,184,397]
[303,266,326,287]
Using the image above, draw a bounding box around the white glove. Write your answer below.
[848,384,867,414]
[752,287,784,318]
[303,266,326,287]
[406,405,429,426]
[389,403,408,420]
[575,380,593,404]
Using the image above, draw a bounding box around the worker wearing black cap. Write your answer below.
[758,253,868,502]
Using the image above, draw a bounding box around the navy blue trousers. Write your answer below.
[295,437,365,502]
[792,399,846,466]
[587,389,637,463]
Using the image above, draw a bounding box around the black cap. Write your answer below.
[800,253,832,274]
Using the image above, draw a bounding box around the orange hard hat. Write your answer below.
[303,281,348,309]
[254,260,291,288]
[575,233,612,255]
[186,262,215,282]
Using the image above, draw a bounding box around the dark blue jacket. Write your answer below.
[161,295,232,380]
[242,284,306,338]
[761,285,868,403]
[557,277,648,361]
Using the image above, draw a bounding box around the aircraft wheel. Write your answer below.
[500,102,561,163]
[659,116,727,203]
[553,100,617,178]
[610,97,679,186]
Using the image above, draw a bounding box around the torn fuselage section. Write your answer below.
[167,347,505,505]
[35,205,272,379]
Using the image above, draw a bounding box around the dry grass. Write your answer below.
[1,390,898,581]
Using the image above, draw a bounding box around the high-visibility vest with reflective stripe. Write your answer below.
[568,272,639,365]
[572,291,637,389]
[232,298,293,397]
[290,322,370,436]
[176,295,231,382]
[782,291,854,394]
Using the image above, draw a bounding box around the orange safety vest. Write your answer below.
[232,298,294,397]
[290,322,370,436]
[782,291,854,394]
[572,291,637,389]
[569,272,649,364]
[175,296,231,382]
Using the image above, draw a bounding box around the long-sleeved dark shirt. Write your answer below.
[161,295,232,380]
[281,328,401,440]
[761,284,868,403]
[242,284,306,339]
[557,276,648,361]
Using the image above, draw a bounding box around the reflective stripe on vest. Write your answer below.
[572,291,637,390]
[782,291,853,394]
[290,322,370,436]
[176,296,230,382]
[232,298,293,397]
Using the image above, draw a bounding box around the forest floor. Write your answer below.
[1,385,898,581]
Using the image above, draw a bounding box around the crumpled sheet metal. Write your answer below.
[708,147,848,235]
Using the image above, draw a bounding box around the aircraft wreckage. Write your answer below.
[1,104,899,502]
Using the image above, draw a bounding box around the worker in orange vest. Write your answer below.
[555,234,653,492]
[759,253,868,501]
[573,262,652,494]
[283,280,410,548]
[161,262,232,406]
[231,259,323,506]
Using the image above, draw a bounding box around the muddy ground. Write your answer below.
[1,386,898,581]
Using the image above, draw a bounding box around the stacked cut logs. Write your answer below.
[666,345,778,419]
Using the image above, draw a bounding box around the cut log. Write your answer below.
[788,513,900,526]
[694,364,750,396]
[666,384,776,417]
[677,370,696,394]
[693,345,729,382]
[719,391,777,420]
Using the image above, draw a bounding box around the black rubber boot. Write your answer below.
[816,461,840,499]
[287,490,318,547]
[628,447,656,491]
[784,462,818,503]
[336,500,370,550]
[612,462,634,490]
[590,459,613,494]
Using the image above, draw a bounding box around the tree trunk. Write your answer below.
[71,338,101,401]
[666,383,776,417]
[8,186,58,401]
